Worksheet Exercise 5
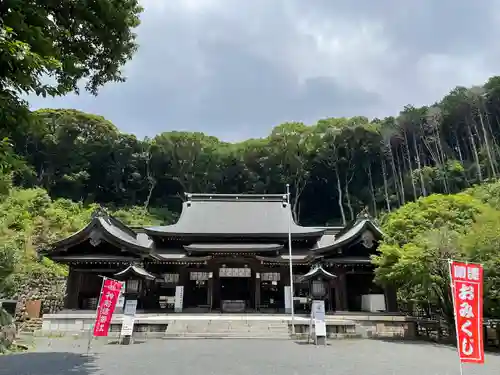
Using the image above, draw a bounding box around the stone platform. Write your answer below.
[39,311,417,340]
[164,319,291,339]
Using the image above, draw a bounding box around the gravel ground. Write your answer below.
[1,338,499,375]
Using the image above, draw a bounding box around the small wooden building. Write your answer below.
[40,193,397,314]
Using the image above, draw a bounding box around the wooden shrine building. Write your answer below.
[40,193,397,314]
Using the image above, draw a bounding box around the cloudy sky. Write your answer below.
[27,0,500,141]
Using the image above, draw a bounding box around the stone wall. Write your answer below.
[14,276,67,321]
[356,319,417,338]
[294,315,417,340]
[0,308,16,352]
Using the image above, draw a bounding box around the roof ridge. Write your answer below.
[186,193,287,202]
[92,207,139,239]
[107,215,139,238]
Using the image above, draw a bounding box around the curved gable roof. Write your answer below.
[314,216,383,255]
[114,264,156,280]
[40,208,153,256]
[299,264,337,281]
[145,193,325,238]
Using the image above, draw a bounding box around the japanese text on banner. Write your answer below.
[450,261,484,364]
[93,278,123,337]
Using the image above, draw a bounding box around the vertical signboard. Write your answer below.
[120,299,138,337]
[174,285,184,312]
[115,282,126,311]
[312,300,326,337]
[449,260,484,364]
[93,278,123,337]
[284,286,292,313]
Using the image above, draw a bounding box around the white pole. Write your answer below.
[448,259,464,375]
[286,184,296,335]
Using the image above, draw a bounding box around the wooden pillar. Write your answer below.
[255,272,261,311]
[384,285,398,313]
[179,266,188,288]
[207,272,213,311]
[326,279,333,312]
[281,266,290,284]
[334,283,341,312]
[337,272,348,311]
[64,267,81,309]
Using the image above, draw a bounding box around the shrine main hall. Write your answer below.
[40,193,398,316]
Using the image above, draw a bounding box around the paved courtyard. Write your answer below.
[1,338,499,375]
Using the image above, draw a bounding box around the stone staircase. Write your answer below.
[164,319,291,339]
[17,318,43,333]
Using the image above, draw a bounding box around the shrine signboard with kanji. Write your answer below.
[93,278,123,337]
[449,261,484,364]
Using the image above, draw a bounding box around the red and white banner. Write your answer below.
[449,261,484,364]
[93,278,123,337]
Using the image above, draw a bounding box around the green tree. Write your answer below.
[460,209,500,318]
[372,193,487,327]
[0,0,143,141]
[0,186,174,298]
[1,1,142,97]
[267,122,314,221]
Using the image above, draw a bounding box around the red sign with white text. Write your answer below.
[450,261,484,364]
[93,278,123,337]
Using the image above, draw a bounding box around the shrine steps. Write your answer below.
[163,320,291,339]
[18,318,43,333]
[38,312,418,340]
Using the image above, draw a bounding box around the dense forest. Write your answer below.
[4,77,500,226]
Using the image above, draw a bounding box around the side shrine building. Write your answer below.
[41,193,398,315]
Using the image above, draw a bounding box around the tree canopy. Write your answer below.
[373,181,500,324]
[1,0,143,133]
[4,76,500,226]
[0,186,173,298]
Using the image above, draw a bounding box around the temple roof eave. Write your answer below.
[183,243,284,253]
[149,254,212,263]
[49,254,138,263]
[299,265,337,281]
[114,264,156,281]
[320,256,373,265]
[40,209,153,257]
[144,228,325,238]
[313,218,383,255]
[255,254,313,265]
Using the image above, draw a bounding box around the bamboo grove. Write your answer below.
[3,76,500,226]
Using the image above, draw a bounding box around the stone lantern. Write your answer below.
[114,263,156,344]
[299,264,336,345]
[114,263,156,300]
[299,264,336,300]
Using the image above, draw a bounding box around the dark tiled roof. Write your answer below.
[184,243,283,253]
[255,254,312,264]
[145,193,325,238]
[323,256,372,264]
[49,254,137,262]
[152,252,212,262]
[40,208,153,257]
[314,216,383,254]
